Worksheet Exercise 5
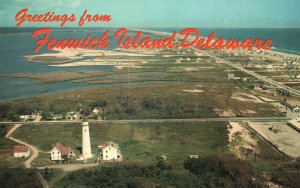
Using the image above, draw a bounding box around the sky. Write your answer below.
[0,0,299,28]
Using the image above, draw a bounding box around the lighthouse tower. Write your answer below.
[81,120,93,160]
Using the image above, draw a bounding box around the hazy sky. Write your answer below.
[0,0,299,28]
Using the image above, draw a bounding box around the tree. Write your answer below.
[183,155,262,187]
[80,105,92,116]
[156,161,172,170]
[42,111,53,120]
[0,125,7,137]
[90,100,107,108]
[7,110,20,121]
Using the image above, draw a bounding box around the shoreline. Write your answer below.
[138,28,300,61]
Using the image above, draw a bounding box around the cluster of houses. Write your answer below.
[281,100,300,113]
[19,107,105,122]
[19,111,42,121]
[250,83,294,97]
[13,120,122,164]
[48,141,122,162]
[13,142,122,163]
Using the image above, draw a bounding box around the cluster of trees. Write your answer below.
[183,155,264,187]
[56,156,265,188]
[106,96,215,119]
[0,103,36,121]
[0,166,41,188]
[0,125,7,138]
[80,100,107,116]
[0,99,109,121]
[270,158,300,187]
[0,95,216,121]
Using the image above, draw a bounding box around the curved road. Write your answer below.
[5,124,48,188]
[5,124,39,169]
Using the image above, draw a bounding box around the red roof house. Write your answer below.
[13,146,30,158]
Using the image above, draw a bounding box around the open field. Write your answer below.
[0,78,282,122]
[248,122,300,158]
[12,122,229,166]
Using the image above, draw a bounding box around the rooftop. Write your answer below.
[13,146,29,153]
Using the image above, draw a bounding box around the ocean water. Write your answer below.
[0,27,299,100]
[0,28,117,100]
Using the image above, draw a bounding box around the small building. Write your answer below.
[97,141,122,162]
[189,155,199,159]
[19,115,36,121]
[65,111,82,120]
[13,146,30,158]
[50,143,75,161]
[52,114,63,120]
[93,107,103,115]
[265,64,274,70]
[46,113,63,120]
[160,155,167,160]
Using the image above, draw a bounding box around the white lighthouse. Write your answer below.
[81,120,93,160]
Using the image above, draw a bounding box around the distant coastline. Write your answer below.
[1,27,299,55]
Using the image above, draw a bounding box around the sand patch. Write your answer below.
[248,122,300,158]
[168,67,215,72]
[240,109,257,114]
[182,89,204,93]
[228,122,258,159]
[214,109,235,117]
[231,93,264,103]
[258,96,276,102]
[25,48,155,67]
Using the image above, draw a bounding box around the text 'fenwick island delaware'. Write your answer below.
[15,8,273,52]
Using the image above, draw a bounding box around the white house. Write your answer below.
[50,143,75,161]
[13,146,30,158]
[65,111,82,120]
[189,155,199,159]
[19,115,36,121]
[93,107,103,115]
[98,141,122,162]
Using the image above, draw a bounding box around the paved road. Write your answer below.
[0,117,291,125]
[137,29,300,96]
[212,55,300,96]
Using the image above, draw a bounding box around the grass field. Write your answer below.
[12,122,229,166]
